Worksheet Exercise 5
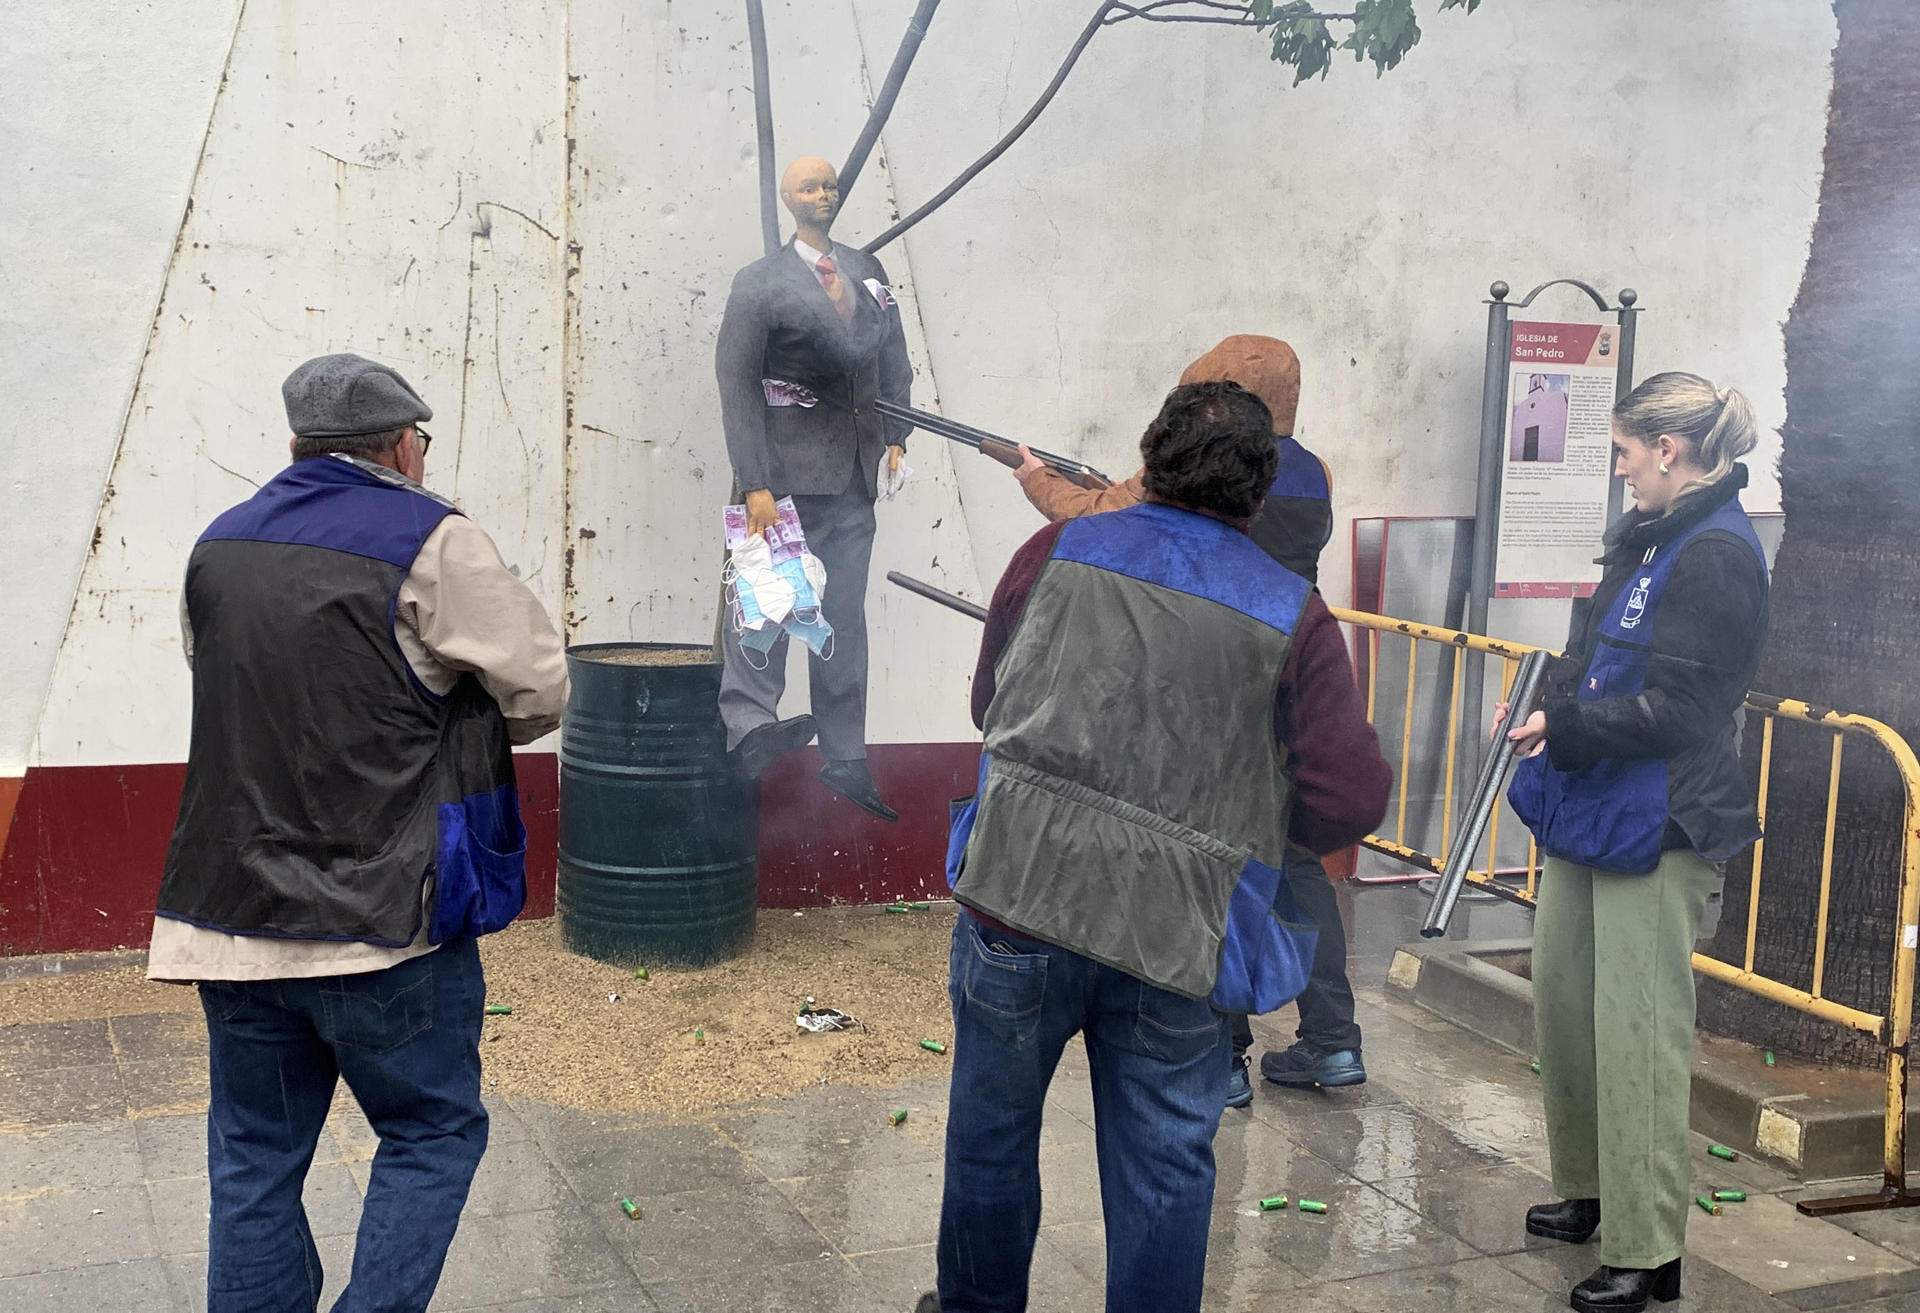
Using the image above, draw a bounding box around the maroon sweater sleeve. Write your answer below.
[972,521,1067,728]
[1280,594,1393,854]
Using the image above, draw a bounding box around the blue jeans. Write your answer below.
[936,911,1229,1313]
[197,938,490,1313]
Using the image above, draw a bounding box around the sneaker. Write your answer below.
[1260,1042,1366,1089]
[1225,1053,1254,1109]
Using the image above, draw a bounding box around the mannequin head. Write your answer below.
[780,156,840,242]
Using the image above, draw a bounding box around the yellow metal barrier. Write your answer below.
[1331,606,1920,1216]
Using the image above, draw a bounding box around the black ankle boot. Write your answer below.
[1571,1258,1682,1312]
[1524,1197,1600,1243]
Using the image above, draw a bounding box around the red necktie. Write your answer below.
[816,254,854,323]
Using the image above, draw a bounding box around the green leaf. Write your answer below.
[1267,1,1336,84]
[1438,0,1483,10]
[1342,0,1422,75]
[1248,0,1275,20]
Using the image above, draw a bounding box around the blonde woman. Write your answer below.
[1500,372,1769,1313]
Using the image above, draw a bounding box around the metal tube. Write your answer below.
[1396,637,1419,844]
[1421,649,1548,938]
[1609,289,1640,520]
[1461,282,1513,795]
[1442,651,1463,856]
[885,571,987,622]
[838,0,942,205]
[1814,733,1845,999]
[743,0,780,258]
[1745,715,1775,973]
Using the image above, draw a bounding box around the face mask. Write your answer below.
[727,533,799,626]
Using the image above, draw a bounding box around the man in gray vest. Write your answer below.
[928,382,1391,1313]
[714,155,912,820]
[149,354,568,1312]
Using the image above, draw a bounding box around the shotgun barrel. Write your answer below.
[873,399,1112,489]
[886,571,988,622]
[1420,648,1552,939]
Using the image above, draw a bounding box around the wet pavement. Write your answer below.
[5,887,1920,1311]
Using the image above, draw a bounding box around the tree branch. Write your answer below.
[839,0,944,207]
[864,1,1121,253]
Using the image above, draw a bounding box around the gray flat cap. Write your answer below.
[282,353,433,438]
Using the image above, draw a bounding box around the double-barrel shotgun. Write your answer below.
[873,399,1112,491]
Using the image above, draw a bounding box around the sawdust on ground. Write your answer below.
[478,906,956,1117]
[0,906,958,1119]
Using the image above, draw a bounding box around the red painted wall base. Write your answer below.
[0,743,979,956]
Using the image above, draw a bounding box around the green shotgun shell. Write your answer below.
[1695,1194,1721,1216]
[1530,1061,1540,1074]
[619,1198,641,1220]
[693,1028,705,1043]
[1258,1196,1289,1212]
[885,904,910,915]
[920,1039,947,1054]
[634,966,650,981]
[484,1004,512,1016]
[890,1108,909,1126]
[1711,1190,1747,1203]
[1707,1144,1739,1162]
[1764,1050,1775,1067]
[908,901,932,911]
[1298,1200,1328,1215]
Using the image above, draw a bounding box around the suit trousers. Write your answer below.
[719,479,877,762]
[1533,848,1719,1269]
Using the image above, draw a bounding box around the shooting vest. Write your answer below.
[157,456,527,947]
[1248,436,1333,584]
[1508,495,1767,874]
[949,502,1317,1011]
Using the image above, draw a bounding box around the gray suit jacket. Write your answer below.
[715,240,913,499]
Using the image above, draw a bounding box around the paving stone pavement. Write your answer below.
[3,889,1920,1311]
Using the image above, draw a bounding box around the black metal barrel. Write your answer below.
[557,643,757,967]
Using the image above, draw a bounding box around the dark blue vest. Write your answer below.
[1248,436,1332,584]
[1508,496,1766,873]
[159,457,526,946]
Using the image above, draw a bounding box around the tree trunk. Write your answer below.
[1697,0,1920,1066]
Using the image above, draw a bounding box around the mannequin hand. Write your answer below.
[745,489,778,538]
[887,444,905,473]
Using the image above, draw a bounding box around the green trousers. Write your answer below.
[1532,848,1719,1269]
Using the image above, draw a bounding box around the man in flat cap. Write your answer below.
[148,353,568,1312]
[714,154,912,820]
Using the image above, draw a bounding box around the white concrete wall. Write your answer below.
[7,0,1835,771]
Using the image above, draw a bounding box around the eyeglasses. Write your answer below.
[414,426,434,455]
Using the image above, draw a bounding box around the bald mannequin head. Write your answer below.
[780,156,840,243]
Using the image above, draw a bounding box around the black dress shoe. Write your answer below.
[729,715,817,780]
[1571,1258,1681,1312]
[820,759,899,822]
[912,1295,940,1313]
[1525,1197,1600,1243]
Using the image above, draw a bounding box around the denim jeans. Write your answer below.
[1228,851,1361,1056]
[936,911,1229,1313]
[197,938,490,1313]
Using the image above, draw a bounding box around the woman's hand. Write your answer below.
[1506,709,1548,759]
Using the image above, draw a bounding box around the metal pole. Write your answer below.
[838,0,942,207]
[1458,281,1512,801]
[745,0,780,258]
[1608,288,1640,520]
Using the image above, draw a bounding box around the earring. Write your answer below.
[1659,463,1670,474]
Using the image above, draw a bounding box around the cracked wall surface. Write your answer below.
[8,0,1837,773]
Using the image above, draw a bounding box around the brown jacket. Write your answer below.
[1017,465,1147,521]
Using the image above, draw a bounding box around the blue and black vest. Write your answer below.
[157,456,526,947]
[1508,495,1767,874]
[1248,436,1333,584]
[949,503,1318,1012]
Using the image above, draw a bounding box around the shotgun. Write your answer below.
[886,571,988,622]
[1421,648,1551,938]
[873,399,1112,491]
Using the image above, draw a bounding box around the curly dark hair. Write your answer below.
[1139,381,1277,520]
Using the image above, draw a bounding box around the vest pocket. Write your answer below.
[1209,855,1318,1014]
[429,785,528,944]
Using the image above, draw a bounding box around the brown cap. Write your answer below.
[1178,335,1300,435]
